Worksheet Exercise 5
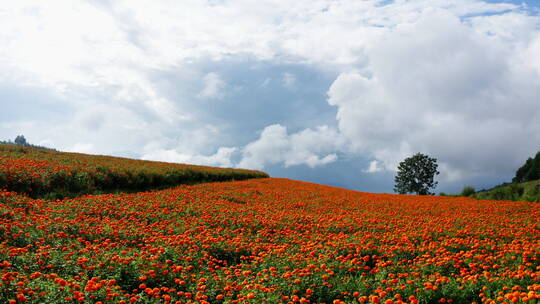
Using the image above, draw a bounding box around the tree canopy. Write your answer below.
[394,153,439,195]
[14,135,27,146]
[0,135,55,151]
[513,151,540,183]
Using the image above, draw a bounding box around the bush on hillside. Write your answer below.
[481,184,524,201]
[461,186,475,197]
[522,184,540,202]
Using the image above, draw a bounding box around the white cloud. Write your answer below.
[237,124,344,170]
[142,147,237,168]
[0,1,183,124]
[198,72,227,100]
[326,9,540,181]
[365,160,383,173]
[1,0,539,187]
[68,142,95,154]
[138,124,239,168]
[524,33,540,75]
[1,1,523,92]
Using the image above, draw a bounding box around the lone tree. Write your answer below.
[14,135,27,146]
[394,153,439,195]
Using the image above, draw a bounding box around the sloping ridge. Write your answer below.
[472,179,540,202]
[0,144,268,199]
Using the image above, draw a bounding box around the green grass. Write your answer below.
[471,179,540,202]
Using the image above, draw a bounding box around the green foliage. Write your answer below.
[394,153,439,195]
[472,179,540,202]
[468,150,540,202]
[207,245,252,266]
[513,151,540,183]
[14,135,27,145]
[522,183,540,202]
[219,195,248,204]
[460,186,475,197]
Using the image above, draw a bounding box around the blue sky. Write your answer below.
[1,0,540,194]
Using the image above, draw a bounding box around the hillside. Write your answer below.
[471,179,540,202]
[0,178,538,303]
[0,144,268,198]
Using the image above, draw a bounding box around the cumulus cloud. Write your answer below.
[0,1,183,125]
[142,147,237,168]
[327,9,540,181]
[67,142,95,154]
[365,160,383,173]
[1,0,539,190]
[237,124,344,170]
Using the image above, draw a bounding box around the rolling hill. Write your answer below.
[0,144,268,199]
[0,146,538,303]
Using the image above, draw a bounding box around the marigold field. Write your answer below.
[1,175,538,304]
[0,145,267,198]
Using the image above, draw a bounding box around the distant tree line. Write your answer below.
[513,151,540,183]
[454,150,540,202]
[0,135,56,151]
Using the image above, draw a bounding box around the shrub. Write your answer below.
[522,184,540,202]
[509,183,524,198]
[461,186,475,197]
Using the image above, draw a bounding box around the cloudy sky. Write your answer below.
[1,0,540,193]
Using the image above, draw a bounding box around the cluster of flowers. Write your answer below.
[0,177,538,303]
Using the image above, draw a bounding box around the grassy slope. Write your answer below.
[472,179,540,202]
[0,144,268,198]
